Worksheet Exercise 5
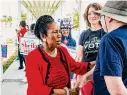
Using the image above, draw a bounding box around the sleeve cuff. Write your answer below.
[50,88,54,95]
[87,62,91,71]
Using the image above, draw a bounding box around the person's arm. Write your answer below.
[60,46,89,75]
[71,55,89,75]
[26,53,53,95]
[75,45,84,62]
[69,48,89,75]
[99,36,127,95]
[52,89,66,95]
[75,31,85,62]
[104,76,127,95]
[75,65,95,88]
[24,32,28,37]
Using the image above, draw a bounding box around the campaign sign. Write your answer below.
[1,45,7,58]
[20,37,40,55]
[63,18,71,25]
[60,18,72,29]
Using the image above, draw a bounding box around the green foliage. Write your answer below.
[73,11,79,29]
[3,50,17,73]
[21,13,27,21]
[6,38,13,44]
[1,15,12,23]
[7,16,12,22]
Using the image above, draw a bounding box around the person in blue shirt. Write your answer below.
[60,19,76,48]
[61,28,76,48]
[77,1,127,95]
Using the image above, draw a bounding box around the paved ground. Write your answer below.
[1,27,27,95]
[2,60,27,95]
[2,82,27,95]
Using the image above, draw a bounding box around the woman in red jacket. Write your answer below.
[26,15,93,95]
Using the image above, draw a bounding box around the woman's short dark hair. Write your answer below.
[20,21,26,27]
[34,15,54,39]
[83,3,102,27]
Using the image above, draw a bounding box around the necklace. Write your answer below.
[44,48,57,57]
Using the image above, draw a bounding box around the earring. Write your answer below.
[43,38,46,42]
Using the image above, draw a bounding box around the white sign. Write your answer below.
[20,37,40,55]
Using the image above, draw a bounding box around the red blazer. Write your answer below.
[26,46,88,95]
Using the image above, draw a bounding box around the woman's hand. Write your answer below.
[75,74,89,88]
[90,61,96,66]
[75,64,96,88]
[53,89,66,95]
[70,88,79,95]
[89,61,96,71]
[52,88,79,95]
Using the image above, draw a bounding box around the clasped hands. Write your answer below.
[52,87,79,95]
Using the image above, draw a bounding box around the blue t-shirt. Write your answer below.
[61,36,76,47]
[93,25,127,95]
[79,28,106,62]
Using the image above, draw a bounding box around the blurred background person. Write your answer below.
[24,23,36,38]
[17,21,27,70]
[61,28,76,48]
[60,19,76,48]
[22,23,38,83]
[26,25,29,31]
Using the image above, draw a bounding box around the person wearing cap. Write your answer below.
[60,20,76,48]
[92,1,127,95]
[61,28,76,48]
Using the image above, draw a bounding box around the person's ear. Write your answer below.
[40,34,46,42]
[108,17,113,23]
[43,38,46,42]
